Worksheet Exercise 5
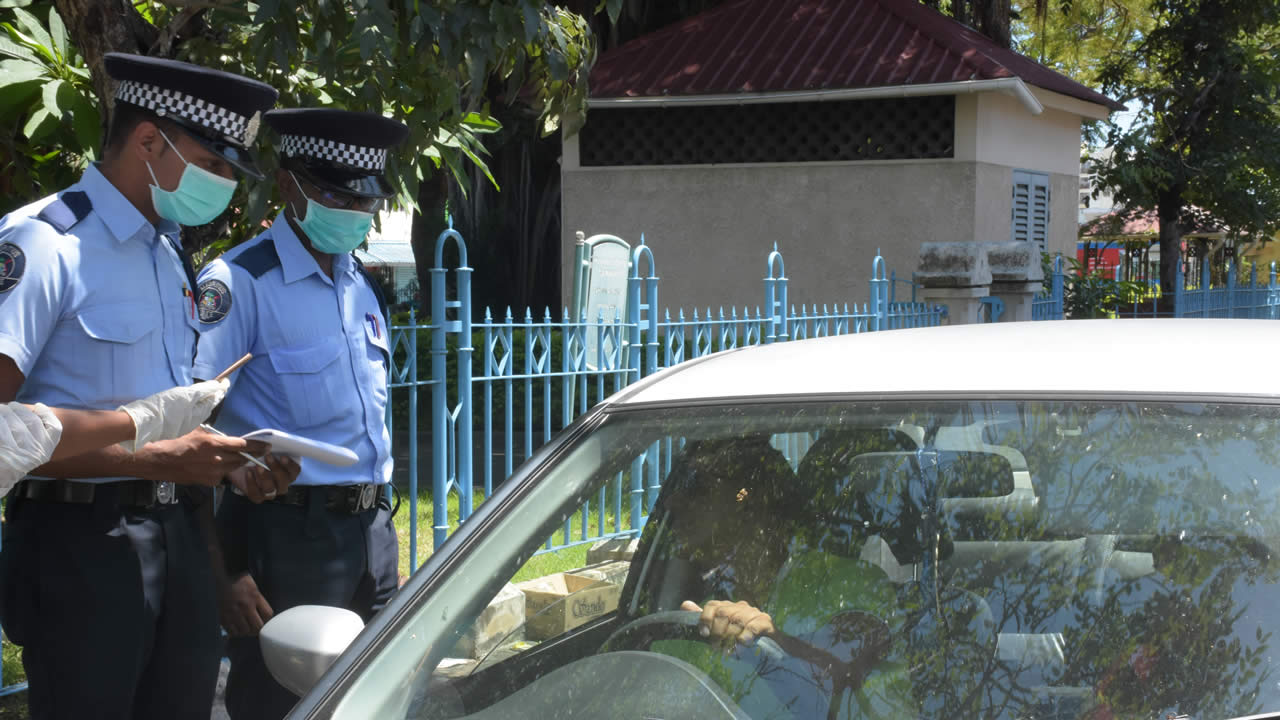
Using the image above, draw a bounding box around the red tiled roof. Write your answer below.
[1082,209,1226,237]
[589,0,1124,111]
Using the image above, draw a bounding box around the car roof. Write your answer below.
[611,319,1280,406]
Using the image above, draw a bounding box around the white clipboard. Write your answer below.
[242,429,359,467]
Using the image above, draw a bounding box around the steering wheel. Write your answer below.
[599,610,789,664]
[600,609,894,696]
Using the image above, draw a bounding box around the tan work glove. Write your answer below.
[0,402,62,494]
[117,379,230,452]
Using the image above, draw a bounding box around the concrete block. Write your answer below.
[985,242,1045,283]
[585,537,639,565]
[916,242,993,288]
[919,285,990,325]
[453,583,525,659]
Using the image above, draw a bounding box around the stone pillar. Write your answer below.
[916,243,993,325]
[986,242,1045,322]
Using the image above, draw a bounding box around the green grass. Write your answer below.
[392,482,631,585]
[1,633,24,717]
[0,693,26,719]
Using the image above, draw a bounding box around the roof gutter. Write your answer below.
[589,77,1044,116]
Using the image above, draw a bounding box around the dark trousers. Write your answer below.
[0,490,220,720]
[220,489,398,720]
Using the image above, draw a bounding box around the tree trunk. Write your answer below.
[52,0,156,128]
[974,0,1011,48]
[1156,188,1185,297]
[412,171,451,315]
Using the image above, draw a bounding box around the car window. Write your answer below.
[327,399,1280,720]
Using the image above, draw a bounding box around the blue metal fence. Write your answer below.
[394,229,946,572]
[1078,259,1280,319]
[1032,256,1066,321]
[1174,260,1280,319]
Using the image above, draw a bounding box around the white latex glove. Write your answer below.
[117,379,230,452]
[0,403,63,495]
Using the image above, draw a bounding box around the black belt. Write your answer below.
[237,483,382,515]
[14,478,181,510]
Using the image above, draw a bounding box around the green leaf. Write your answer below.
[23,106,57,141]
[0,26,36,62]
[10,8,53,64]
[456,140,499,190]
[41,78,64,115]
[0,77,39,122]
[0,1,36,8]
[67,86,98,156]
[46,6,66,62]
[0,58,47,84]
[132,1,154,24]
[459,112,501,134]
[605,0,623,24]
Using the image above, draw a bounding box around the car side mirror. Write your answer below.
[260,605,364,696]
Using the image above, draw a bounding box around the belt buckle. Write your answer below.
[155,481,177,506]
[358,484,376,512]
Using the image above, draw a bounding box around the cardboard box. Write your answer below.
[571,559,631,586]
[585,537,640,565]
[453,583,526,659]
[516,571,622,640]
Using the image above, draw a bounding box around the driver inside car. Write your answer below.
[650,431,994,719]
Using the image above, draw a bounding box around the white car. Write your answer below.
[270,319,1280,720]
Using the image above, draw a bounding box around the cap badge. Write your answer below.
[244,110,261,146]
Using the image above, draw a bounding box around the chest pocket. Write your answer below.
[365,319,390,372]
[77,302,163,394]
[268,337,347,428]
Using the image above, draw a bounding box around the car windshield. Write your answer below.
[333,398,1280,720]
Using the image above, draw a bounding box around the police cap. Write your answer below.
[105,53,278,179]
[265,108,408,200]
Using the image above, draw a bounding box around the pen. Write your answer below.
[213,353,253,382]
[199,423,272,471]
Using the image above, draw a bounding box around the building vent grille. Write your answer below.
[579,96,955,166]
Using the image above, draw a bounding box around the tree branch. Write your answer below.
[154,0,244,10]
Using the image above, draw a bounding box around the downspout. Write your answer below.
[588,77,1045,116]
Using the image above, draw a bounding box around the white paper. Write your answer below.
[241,428,359,467]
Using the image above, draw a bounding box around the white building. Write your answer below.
[561,0,1123,311]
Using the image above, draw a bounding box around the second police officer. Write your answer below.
[193,108,409,720]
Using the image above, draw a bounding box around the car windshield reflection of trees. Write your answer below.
[419,401,1280,720]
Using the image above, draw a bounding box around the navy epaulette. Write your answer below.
[34,191,92,233]
[231,238,281,279]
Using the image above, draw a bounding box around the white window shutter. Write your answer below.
[1012,170,1050,252]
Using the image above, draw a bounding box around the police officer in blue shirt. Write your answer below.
[193,108,407,720]
[0,54,299,719]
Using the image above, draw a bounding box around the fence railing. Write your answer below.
[1030,255,1280,321]
[1032,256,1066,321]
[1173,260,1280,319]
[393,230,945,572]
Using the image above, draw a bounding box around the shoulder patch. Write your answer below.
[230,238,281,279]
[33,191,92,234]
[197,279,232,324]
[0,243,25,294]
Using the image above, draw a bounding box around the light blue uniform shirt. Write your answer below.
[193,212,392,487]
[0,166,198,480]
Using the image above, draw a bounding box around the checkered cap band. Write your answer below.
[115,80,250,144]
[279,134,387,172]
